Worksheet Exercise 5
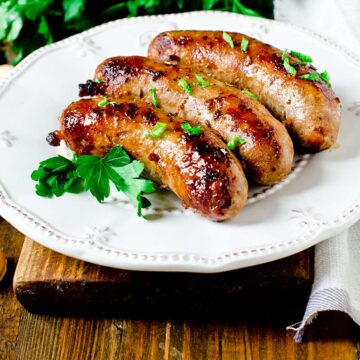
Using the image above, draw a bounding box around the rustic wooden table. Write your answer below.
[1,219,360,360]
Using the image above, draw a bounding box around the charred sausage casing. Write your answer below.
[49,98,248,221]
[148,30,341,151]
[88,56,294,185]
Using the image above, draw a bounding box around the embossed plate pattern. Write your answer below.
[0,11,360,272]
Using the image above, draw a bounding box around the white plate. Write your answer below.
[1,11,360,273]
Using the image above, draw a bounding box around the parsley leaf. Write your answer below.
[149,87,158,107]
[178,78,192,94]
[282,48,297,76]
[223,31,234,48]
[63,0,85,22]
[243,88,258,100]
[227,137,246,150]
[181,123,202,136]
[95,78,103,84]
[31,146,156,217]
[195,74,210,87]
[147,122,167,138]
[31,155,84,198]
[241,37,249,52]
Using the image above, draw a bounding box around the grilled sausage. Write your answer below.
[48,98,248,221]
[87,56,294,185]
[148,30,341,151]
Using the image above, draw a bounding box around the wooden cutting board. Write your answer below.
[13,238,313,318]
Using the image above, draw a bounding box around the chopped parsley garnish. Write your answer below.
[222,31,234,48]
[98,96,119,107]
[147,122,167,138]
[31,146,155,217]
[195,74,210,87]
[95,78,104,84]
[243,88,258,100]
[227,137,246,150]
[241,37,249,52]
[299,71,331,86]
[290,50,313,64]
[181,123,202,136]
[149,87,158,107]
[299,73,319,81]
[282,48,297,76]
[178,78,192,94]
[319,71,331,86]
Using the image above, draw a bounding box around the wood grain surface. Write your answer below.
[13,238,313,318]
[1,217,360,360]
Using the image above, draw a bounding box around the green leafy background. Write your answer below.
[0,0,273,64]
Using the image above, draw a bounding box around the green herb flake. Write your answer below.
[299,71,331,86]
[241,37,249,52]
[319,70,331,86]
[178,78,192,94]
[243,88,258,100]
[195,74,210,87]
[147,122,167,138]
[95,78,104,84]
[290,50,313,64]
[98,96,119,107]
[222,31,234,48]
[31,146,155,217]
[181,123,202,136]
[227,137,246,150]
[282,48,297,76]
[299,73,320,81]
[149,87,158,107]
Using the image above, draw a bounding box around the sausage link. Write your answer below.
[148,30,341,151]
[89,56,294,185]
[50,98,248,221]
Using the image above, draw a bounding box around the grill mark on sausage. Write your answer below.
[125,103,138,119]
[100,58,165,85]
[148,153,160,162]
[142,110,158,125]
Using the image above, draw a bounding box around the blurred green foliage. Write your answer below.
[0,0,273,64]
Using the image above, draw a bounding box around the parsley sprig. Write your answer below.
[31,146,155,217]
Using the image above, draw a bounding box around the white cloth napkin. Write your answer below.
[274,0,360,342]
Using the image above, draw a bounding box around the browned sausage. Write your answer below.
[148,30,341,151]
[88,56,294,185]
[49,98,248,221]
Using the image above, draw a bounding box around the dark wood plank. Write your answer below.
[14,238,313,318]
